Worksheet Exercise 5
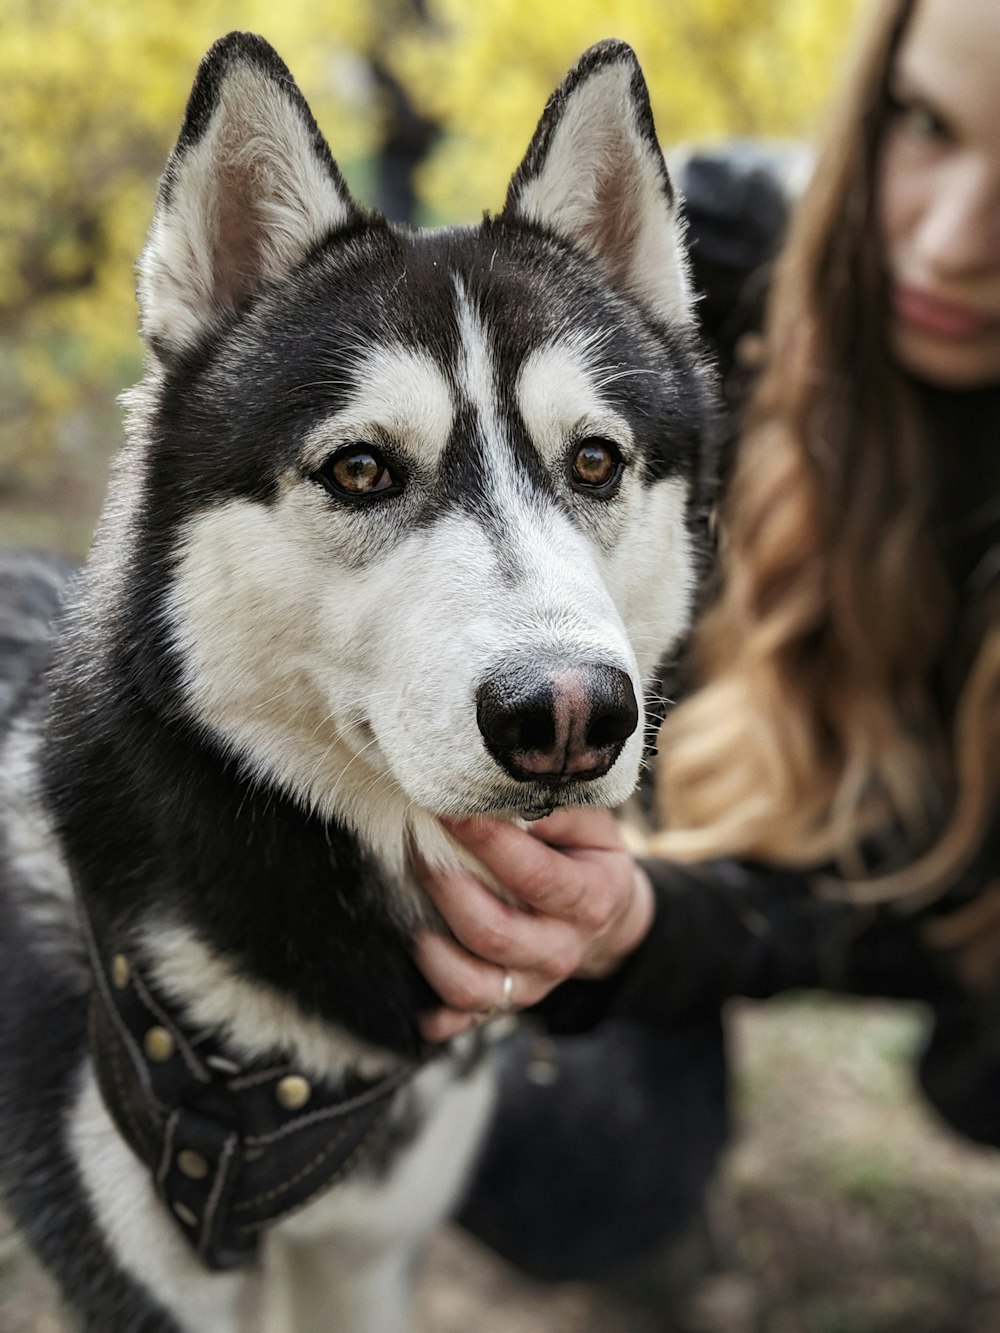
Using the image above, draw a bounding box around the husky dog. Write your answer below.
[0,31,716,1333]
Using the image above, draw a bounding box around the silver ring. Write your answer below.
[498,970,514,1013]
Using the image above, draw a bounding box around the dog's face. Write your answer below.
[119,35,714,850]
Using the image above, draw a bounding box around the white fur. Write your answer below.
[138,63,352,358]
[143,921,400,1084]
[163,297,692,895]
[516,331,637,475]
[260,1053,493,1333]
[454,280,504,448]
[516,335,697,652]
[70,1065,247,1333]
[302,345,456,475]
[0,719,79,952]
[509,59,694,326]
[0,721,72,905]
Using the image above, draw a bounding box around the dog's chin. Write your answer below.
[434,774,631,822]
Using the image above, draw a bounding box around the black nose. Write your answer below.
[476,665,638,784]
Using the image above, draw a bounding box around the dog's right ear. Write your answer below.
[502,41,693,328]
[138,33,364,364]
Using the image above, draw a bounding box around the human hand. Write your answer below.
[413,807,654,1042]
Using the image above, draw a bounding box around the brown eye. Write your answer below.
[570,438,623,494]
[313,445,402,501]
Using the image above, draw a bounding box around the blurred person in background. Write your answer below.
[414,0,1000,1285]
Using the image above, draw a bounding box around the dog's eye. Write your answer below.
[313,445,401,501]
[569,438,623,494]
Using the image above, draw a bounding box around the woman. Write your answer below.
[415,0,1000,1282]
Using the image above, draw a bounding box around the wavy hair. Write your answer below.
[655,0,1000,897]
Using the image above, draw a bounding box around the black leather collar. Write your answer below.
[80,906,433,1271]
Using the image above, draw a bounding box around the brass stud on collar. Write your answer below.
[275,1074,312,1111]
[143,1026,176,1063]
[110,954,131,990]
[177,1149,209,1181]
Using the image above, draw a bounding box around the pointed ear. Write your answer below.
[138,32,365,363]
[502,41,693,327]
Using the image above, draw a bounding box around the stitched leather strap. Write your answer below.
[83,915,425,1271]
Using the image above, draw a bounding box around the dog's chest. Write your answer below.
[69,1049,494,1332]
[266,1054,494,1247]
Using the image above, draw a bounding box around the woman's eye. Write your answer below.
[569,438,624,494]
[889,93,948,143]
[905,105,946,139]
[313,445,401,500]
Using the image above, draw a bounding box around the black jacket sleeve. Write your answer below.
[676,141,809,490]
[916,817,1000,1147]
[533,856,963,1035]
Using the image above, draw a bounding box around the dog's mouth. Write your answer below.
[480,773,615,821]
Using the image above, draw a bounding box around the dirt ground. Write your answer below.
[4,996,1000,1333]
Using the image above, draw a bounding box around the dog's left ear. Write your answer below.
[503,41,693,326]
[138,32,366,364]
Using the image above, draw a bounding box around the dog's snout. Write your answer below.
[477,665,638,784]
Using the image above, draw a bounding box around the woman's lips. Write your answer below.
[892,285,1000,340]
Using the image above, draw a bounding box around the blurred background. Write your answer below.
[6,3,1000,1331]
[1,0,854,553]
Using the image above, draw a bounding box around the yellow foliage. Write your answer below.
[0,0,859,493]
[389,0,860,220]
[0,0,380,487]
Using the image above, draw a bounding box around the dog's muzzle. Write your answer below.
[476,662,638,785]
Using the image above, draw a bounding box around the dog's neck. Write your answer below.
[44,669,441,1062]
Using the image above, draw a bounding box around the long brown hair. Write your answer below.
[655,0,1000,895]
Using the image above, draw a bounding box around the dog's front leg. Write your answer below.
[69,1065,248,1333]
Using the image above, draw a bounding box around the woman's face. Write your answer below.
[878,0,1000,389]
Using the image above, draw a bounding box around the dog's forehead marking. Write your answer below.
[453,278,504,451]
[304,344,455,463]
[516,331,636,459]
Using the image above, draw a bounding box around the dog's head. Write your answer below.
[116,34,715,857]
